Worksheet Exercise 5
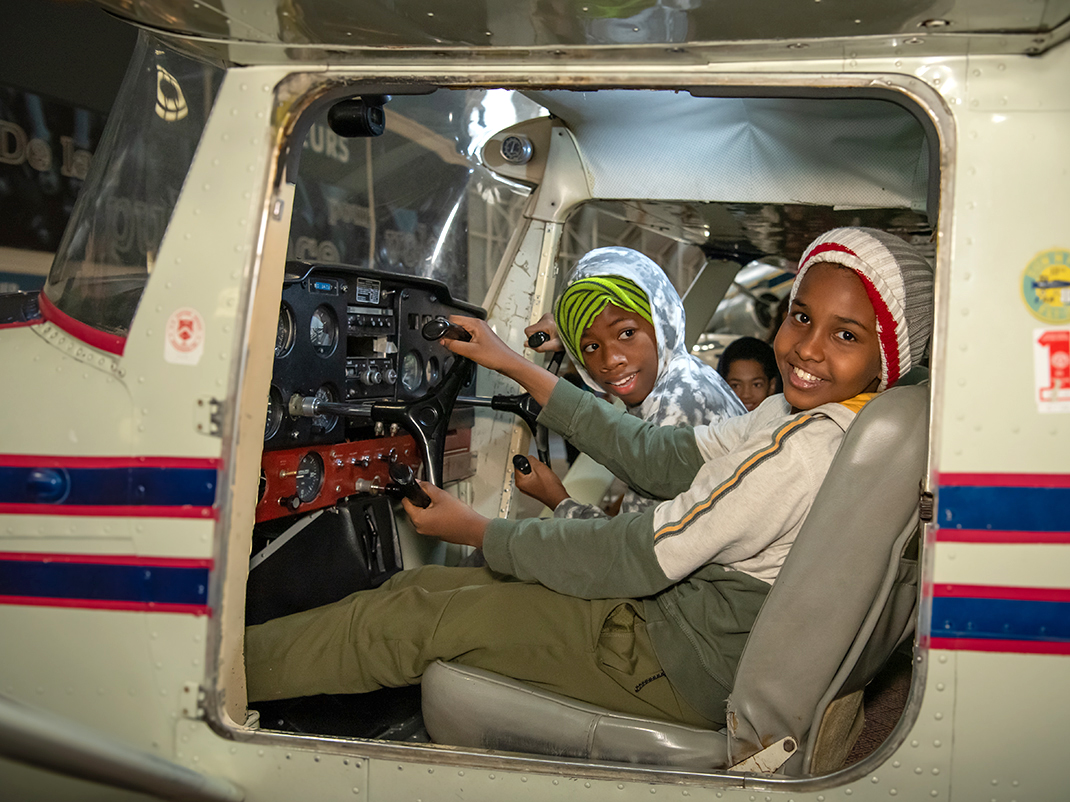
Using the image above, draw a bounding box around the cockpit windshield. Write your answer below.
[42,33,224,338]
[288,90,543,304]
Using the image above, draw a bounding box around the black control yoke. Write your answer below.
[290,319,565,490]
[454,392,548,465]
[523,331,564,466]
[418,317,550,466]
[424,320,562,467]
[367,358,473,488]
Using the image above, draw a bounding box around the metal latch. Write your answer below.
[919,488,935,522]
[194,397,223,437]
[180,682,206,720]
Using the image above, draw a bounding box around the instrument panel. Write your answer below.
[265,261,484,451]
[256,426,473,523]
[257,262,484,523]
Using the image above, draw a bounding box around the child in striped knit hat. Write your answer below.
[246,228,934,731]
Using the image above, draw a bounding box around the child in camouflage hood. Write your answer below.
[521,246,744,517]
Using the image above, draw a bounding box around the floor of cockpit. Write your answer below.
[845,649,912,765]
[250,686,428,742]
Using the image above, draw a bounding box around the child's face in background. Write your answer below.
[725,358,774,411]
[774,262,882,411]
[580,303,659,407]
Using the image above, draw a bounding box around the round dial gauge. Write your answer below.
[295,451,324,503]
[400,351,422,392]
[265,386,284,441]
[425,356,440,387]
[310,305,339,357]
[312,385,338,433]
[275,304,295,358]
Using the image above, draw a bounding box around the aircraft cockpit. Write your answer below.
[234,64,937,759]
[248,261,483,605]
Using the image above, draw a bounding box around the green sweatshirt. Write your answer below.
[483,380,860,724]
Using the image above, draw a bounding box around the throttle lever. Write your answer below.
[389,462,431,508]
[524,331,560,465]
[512,454,532,475]
[422,317,471,342]
[527,330,564,375]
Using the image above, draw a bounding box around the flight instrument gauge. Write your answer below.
[400,351,422,392]
[312,385,338,433]
[425,356,440,387]
[265,386,284,440]
[275,303,295,358]
[310,305,338,356]
[295,451,324,503]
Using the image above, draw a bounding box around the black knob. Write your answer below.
[512,454,532,475]
[527,331,550,348]
[422,317,471,342]
[280,495,301,511]
[389,462,431,508]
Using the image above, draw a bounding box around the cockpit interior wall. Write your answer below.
[524,92,929,213]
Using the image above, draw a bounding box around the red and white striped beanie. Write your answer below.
[792,227,934,391]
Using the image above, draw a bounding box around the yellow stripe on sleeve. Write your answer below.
[654,414,815,543]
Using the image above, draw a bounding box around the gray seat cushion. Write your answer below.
[422,660,729,769]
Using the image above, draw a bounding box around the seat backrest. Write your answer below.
[725,383,928,773]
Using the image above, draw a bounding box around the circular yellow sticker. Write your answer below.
[1022,249,1070,324]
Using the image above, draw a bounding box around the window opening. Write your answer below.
[241,84,936,780]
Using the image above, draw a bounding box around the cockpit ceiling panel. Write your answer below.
[526,92,930,213]
[91,0,1070,55]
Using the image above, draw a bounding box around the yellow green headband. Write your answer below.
[554,276,652,366]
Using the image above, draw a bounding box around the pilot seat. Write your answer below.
[420,381,928,776]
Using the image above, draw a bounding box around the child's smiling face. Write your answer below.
[774,262,882,411]
[579,303,659,407]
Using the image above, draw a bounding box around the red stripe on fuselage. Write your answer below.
[933,584,1070,603]
[0,454,221,470]
[0,595,210,616]
[0,552,212,569]
[936,529,1070,544]
[938,472,1070,488]
[929,637,1070,655]
[0,503,217,519]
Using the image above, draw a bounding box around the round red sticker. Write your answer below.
[165,307,205,364]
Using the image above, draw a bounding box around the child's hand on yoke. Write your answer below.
[514,456,570,510]
[439,316,560,407]
[402,482,490,549]
[439,316,527,375]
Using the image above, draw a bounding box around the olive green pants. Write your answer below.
[245,565,711,727]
